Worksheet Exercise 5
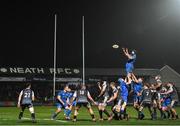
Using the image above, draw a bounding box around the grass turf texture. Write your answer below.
[0,106,180,125]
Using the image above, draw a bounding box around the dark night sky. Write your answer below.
[0,0,180,73]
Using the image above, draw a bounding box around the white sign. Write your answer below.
[0,67,80,75]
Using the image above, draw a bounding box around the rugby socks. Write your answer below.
[134,107,139,111]
[170,110,175,119]
[151,113,154,120]
[91,114,95,119]
[73,115,77,120]
[120,110,124,120]
[138,111,144,120]
[67,110,71,117]
[64,109,67,115]
[153,107,157,119]
[134,107,139,118]
[51,112,58,119]
[18,111,23,119]
[158,108,164,118]
[176,114,179,119]
[138,111,141,119]
[99,110,103,119]
[124,108,127,119]
[167,111,171,119]
[31,113,35,120]
[19,108,25,120]
[103,109,110,117]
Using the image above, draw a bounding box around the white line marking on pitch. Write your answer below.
[1,117,68,123]
[22,117,68,123]
[2,119,8,120]
[54,120,68,123]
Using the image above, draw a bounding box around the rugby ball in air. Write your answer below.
[112,44,119,49]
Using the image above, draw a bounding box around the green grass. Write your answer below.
[0,106,180,125]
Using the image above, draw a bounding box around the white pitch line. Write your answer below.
[1,117,68,123]
[54,119,68,123]
[22,117,30,120]
[2,119,8,120]
[41,118,68,123]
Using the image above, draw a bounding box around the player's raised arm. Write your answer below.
[122,48,126,54]
[154,75,162,89]
[17,90,23,108]
[122,48,133,59]
[126,76,132,85]
[97,82,102,90]
[98,81,107,97]
[131,73,138,83]
[122,48,129,57]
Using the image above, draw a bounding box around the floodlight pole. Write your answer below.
[53,14,57,99]
[82,16,85,85]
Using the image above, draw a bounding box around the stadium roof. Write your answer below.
[160,65,180,88]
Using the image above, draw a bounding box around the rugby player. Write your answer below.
[139,84,153,120]
[64,89,76,120]
[151,75,164,119]
[162,82,179,119]
[72,84,96,122]
[97,81,111,121]
[122,47,136,77]
[107,82,118,120]
[160,86,171,119]
[17,83,36,123]
[131,73,143,119]
[51,85,70,120]
[117,77,132,120]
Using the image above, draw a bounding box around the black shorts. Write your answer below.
[76,102,91,108]
[113,99,118,105]
[98,96,104,103]
[98,96,108,103]
[141,101,152,108]
[21,103,33,109]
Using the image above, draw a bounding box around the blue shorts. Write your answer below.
[126,63,134,73]
[162,99,171,107]
[56,102,67,109]
[121,95,128,103]
[133,95,142,103]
